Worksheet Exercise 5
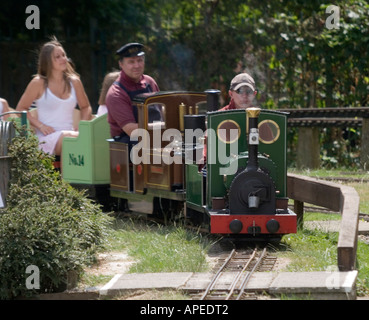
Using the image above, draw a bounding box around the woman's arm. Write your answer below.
[72,77,92,123]
[16,77,52,134]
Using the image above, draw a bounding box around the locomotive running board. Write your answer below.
[110,188,186,214]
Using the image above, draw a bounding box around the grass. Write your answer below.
[356,241,369,296]
[348,182,369,214]
[304,212,341,221]
[79,217,219,290]
[288,167,369,179]
[106,218,218,273]
[277,229,339,272]
[80,274,113,288]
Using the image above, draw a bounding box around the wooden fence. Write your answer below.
[287,173,359,271]
[280,107,369,169]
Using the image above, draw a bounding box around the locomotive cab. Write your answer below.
[108,91,207,213]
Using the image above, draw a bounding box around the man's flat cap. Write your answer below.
[116,43,145,58]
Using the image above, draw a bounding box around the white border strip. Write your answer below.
[342,270,358,292]
[100,274,122,296]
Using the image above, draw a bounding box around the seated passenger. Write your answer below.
[96,71,120,117]
[16,37,92,156]
[0,97,15,121]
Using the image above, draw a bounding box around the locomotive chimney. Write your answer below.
[246,108,261,172]
[204,89,220,112]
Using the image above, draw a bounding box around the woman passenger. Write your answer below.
[16,37,92,155]
[96,71,120,116]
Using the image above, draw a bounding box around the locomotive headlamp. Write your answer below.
[249,128,259,145]
[248,194,260,208]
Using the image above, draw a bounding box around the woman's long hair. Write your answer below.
[98,71,120,105]
[37,36,79,94]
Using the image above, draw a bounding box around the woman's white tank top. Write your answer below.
[0,100,3,114]
[35,83,77,131]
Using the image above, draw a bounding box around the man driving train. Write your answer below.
[105,42,160,144]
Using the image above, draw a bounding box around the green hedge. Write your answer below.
[0,131,111,299]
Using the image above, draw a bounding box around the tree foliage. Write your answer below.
[1,0,368,109]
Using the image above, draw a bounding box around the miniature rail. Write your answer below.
[278,107,369,127]
[279,106,369,119]
[197,248,272,300]
[287,117,362,127]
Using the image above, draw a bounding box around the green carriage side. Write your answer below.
[62,113,111,185]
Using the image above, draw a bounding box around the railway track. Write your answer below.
[191,248,276,300]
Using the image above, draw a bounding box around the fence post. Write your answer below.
[360,117,369,169]
[294,200,304,229]
[296,127,320,169]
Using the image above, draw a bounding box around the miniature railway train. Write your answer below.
[2,90,297,240]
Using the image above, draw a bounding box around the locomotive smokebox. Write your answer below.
[204,89,220,112]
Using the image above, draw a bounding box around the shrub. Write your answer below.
[0,131,111,299]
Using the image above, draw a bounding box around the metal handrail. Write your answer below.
[0,111,28,126]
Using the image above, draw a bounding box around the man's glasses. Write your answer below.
[234,87,254,95]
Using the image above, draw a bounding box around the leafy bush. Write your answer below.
[0,131,111,299]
